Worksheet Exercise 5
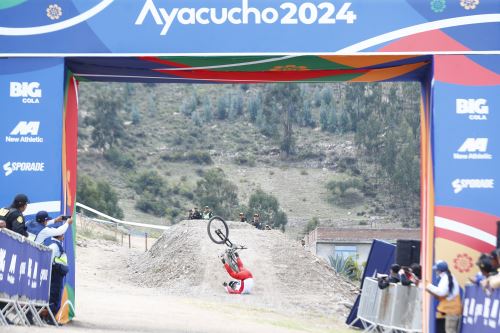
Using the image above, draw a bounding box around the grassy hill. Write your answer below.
[77,81,421,238]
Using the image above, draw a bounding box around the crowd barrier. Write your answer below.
[356,277,422,332]
[461,284,500,333]
[0,228,57,327]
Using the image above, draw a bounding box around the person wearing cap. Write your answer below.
[238,213,247,223]
[251,213,262,229]
[202,206,213,220]
[32,211,73,245]
[191,207,202,219]
[426,260,461,333]
[0,194,29,237]
[47,232,69,317]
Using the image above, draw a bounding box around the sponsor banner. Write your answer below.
[0,0,498,53]
[433,81,499,216]
[0,229,52,303]
[461,284,500,333]
[0,58,65,218]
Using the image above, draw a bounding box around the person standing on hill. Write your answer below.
[202,206,213,220]
[221,252,254,294]
[191,207,202,219]
[238,212,247,223]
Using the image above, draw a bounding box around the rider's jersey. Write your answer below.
[224,257,253,294]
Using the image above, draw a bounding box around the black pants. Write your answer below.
[49,269,65,315]
[436,318,446,333]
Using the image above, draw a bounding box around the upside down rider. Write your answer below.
[221,252,254,294]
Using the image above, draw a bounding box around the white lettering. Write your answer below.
[134,0,163,25]
[228,8,242,24]
[178,8,195,24]
[7,254,16,284]
[159,8,179,35]
[10,121,40,136]
[456,98,489,121]
[0,248,6,281]
[452,179,495,194]
[196,8,210,24]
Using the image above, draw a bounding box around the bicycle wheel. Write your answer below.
[207,216,229,244]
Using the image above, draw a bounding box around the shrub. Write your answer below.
[104,147,135,169]
[304,217,319,234]
[77,175,124,219]
[233,153,256,167]
[247,189,287,231]
[328,254,362,281]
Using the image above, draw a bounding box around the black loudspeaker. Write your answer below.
[395,240,421,267]
[496,221,500,249]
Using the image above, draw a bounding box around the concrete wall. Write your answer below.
[314,242,372,266]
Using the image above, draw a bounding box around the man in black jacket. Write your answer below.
[0,194,29,237]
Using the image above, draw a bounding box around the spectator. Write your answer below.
[238,213,247,223]
[490,249,499,272]
[191,207,202,220]
[251,213,262,229]
[264,224,272,230]
[426,260,461,333]
[400,263,421,286]
[47,233,69,318]
[202,206,213,220]
[0,194,29,237]
[31,211,73,245]
[378,264,401,289]
[187,209,193,220]
[301,239,306,247]
[469,254,495,285]
[481,249,500,291]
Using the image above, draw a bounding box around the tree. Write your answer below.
[85,88,126,151]
[195,168,239,218]
[216,95,229,120]
[201,97,213,123]
[247,189,287,230]
[77,175,124,219]
[247,94,260,122]
[262,83,303,157]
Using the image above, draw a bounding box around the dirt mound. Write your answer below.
[130,220,357,318]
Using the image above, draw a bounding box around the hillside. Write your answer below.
[76,81,421,237]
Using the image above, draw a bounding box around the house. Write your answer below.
[305,227,421,265]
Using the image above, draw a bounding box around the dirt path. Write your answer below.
[4,228,353,333]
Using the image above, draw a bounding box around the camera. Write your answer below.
[61,215,72,221]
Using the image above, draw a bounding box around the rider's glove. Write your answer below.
[221,258,226,264]
[223,282,228,287]
[234,252,239,258]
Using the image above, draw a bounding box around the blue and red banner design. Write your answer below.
[0,229,52,303]
[0,58,65,220]
[0,0,498,54]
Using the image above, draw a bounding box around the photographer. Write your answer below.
[378,264,401,289]
[31,211,73,245]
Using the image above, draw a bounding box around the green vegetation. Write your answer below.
[195,168,239,219]
[77,175,124,219]
[247,189,288,231]
[328,254,362,281]
[77,81,421,228]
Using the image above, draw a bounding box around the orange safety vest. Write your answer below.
[436,293,462,318]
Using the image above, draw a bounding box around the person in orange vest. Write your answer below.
[426,260,461,333]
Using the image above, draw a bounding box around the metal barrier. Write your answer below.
[0,228,58,327]
[356,277,422,333]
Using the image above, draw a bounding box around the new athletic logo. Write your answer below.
[452,179,494,194]
[456,98,488,121]
[9,82,42,104]
[5,121,43,143]
[135,0,357,35]
[3,161,45,177]
[453,138,492,160]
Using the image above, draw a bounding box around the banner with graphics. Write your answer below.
[461,285,500,333]
[0,58,65,220]
[432,55,500,286]
[0,229,52,303]
[0,0,498,54]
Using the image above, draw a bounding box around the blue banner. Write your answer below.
[0,229,52,303]
[0,58,65,220]
[461,285,500,333]
[0,0,498,54]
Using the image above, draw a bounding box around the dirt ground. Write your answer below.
[4,221,356,333]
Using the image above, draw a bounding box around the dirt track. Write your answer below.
[5,221,355,333]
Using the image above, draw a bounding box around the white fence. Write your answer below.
[356,277,422,332]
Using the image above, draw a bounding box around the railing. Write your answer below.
[356,277,422,332]
[75,202,169,252]
[0,228,57,327]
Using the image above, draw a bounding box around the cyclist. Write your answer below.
[221,252,254,294]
